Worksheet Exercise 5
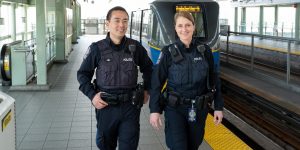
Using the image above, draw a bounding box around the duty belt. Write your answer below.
[180,94,212,105]
[166,91,213,109]
[101,92,132,105]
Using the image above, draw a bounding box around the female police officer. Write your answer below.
[149,11,224,150]
[77,6,153,150]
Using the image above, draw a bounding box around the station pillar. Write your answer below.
[274,5,278,36]
[72,3,78,44]
[259,6,264,35]
[295,3,300,41]
[36,0,48,86]
[241,7,246,32]
[54,0,67,63]
[11,4,16,41]
[234,7,238,32]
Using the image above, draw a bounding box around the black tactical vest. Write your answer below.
[95,39,138,90]
[167,44,209,97]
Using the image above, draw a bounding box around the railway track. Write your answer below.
[221,80,300,149]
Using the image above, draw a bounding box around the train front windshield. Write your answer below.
[175,4,206,38]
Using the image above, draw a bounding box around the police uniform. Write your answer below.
[150,38,224,150]
[77,33,153,150]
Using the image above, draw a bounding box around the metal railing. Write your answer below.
[237,23,296,38]
[222,30,300,85]
[81,19,106,35]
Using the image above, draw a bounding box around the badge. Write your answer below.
[188,100,196,122]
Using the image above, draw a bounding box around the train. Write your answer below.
[129,0,221,71]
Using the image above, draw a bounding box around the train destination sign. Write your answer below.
[176,5,201,12]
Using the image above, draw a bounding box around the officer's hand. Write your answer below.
[213,110,223,125]
[143,91,150,104]
[150,113,162,130]
[92,92,108,109]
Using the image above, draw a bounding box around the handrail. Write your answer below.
[228,31,300,43]
[13,47,32,52]
[222,30,299,85]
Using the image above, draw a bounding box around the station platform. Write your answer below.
[0,35,223,150]
[221,35,300,55]
[221,63,300,116]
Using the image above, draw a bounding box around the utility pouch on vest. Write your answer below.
[195,92,214,110]
[167,91,180,107]
[132,83,144,108]
[100,93,119,105]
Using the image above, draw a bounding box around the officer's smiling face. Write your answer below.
[175,16,195,44]
[106,10,128,43]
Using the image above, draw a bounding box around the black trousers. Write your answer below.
[95,101,141,150]
[164,105,208,150]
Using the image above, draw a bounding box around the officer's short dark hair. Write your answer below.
[106,6,129,21]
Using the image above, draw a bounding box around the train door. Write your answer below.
[175,4,207,40]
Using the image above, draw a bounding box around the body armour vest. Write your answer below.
[167,45,209,98]
[96,39,138,90]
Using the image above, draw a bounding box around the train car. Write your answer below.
[129,0,221,71]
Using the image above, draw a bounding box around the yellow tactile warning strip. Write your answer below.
[204,114,252,150]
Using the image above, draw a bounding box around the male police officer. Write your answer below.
[77,6,153,150]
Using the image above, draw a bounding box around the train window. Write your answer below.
[131,11,142,38]
[142,10,151,40]
[175,4,206,38]
[150,13,164,47]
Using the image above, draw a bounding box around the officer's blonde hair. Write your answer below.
[174,11,195,25]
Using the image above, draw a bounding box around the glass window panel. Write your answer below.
[27,6,36,39]
[16,5,25,34]
[0,4,12,37]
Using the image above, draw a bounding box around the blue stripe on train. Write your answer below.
[150,47,161,64]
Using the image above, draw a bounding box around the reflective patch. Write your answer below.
[106,58,112,62]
